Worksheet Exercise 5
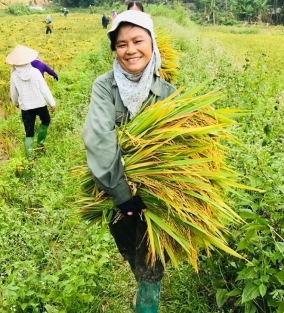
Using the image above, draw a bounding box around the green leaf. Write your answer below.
[45,304,59,313]
[4,284,20,297]
[216,288,229,308]
[275,242,284,253]
[242,281,260,303]
[277,302,284,313]
[227,288,242,296]
[20,303,29,310]
[245,301,257,313]
[259,283,267,297]
[25,290,35,296]
[236,267,258,281]
[275,271,284,285]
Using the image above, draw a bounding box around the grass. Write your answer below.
[0,8,284,313]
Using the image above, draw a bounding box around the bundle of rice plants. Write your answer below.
[74,83,255,271]
[156,28,180,83]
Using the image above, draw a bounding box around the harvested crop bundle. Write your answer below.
[74,83,253,271]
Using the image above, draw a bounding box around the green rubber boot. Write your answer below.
[24,137,34,161]
[37,125,48,148]
[135,279,161,313]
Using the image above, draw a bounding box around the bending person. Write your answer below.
[31,58,58,81]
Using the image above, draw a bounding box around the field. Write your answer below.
[1,8,284,313]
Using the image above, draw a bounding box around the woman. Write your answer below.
[102,13,109,29]
[82,10,176,312]
[6,45,56,161]
[112,10,117,19]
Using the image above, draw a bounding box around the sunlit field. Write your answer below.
[0,13,105,108]
[200,24,284,73]
[1,10,284,313]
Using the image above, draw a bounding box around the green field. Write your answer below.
[1,8,284,313]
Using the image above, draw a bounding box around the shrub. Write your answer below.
[6,3,34,15]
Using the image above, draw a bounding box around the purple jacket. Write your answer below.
[31,60,58,79]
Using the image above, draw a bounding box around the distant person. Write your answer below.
[45,15,52,34]
[102,13,109,29]
[31,59,58,81]
[6,45,56,161]
[60,7,69,16]
[89,5,94,14]
[112,10,117,19]
[127,1,144,12]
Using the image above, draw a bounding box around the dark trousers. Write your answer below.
[21,106,50,137]
[46,26,52,34]
[109,215,166,283]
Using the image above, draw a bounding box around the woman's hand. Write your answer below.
[117,195,147,217]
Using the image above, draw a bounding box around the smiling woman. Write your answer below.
[113,23,152,74]
[82,10,176,313]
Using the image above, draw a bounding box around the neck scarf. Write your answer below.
[114,54,155,119]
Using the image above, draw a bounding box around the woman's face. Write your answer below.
[115,24,152,74]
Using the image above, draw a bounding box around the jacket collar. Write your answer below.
[112,72,161,97]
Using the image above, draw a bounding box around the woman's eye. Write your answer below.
[117,44,126,48]
[135,40,143,44]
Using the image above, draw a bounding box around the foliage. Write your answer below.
[190,0,271,24]
[191,25,284,313]
[1,9,284,313]
[6,2,35,15]
[147,2,188,26]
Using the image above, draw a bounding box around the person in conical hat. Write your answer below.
[6,45,56,161]
[82,10,176,312]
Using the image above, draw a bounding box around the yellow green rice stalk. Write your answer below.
[75,83,257,271]
[155,28,180,83]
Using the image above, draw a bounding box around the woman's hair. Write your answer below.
[127,1,144,12]
[109,22,151,51]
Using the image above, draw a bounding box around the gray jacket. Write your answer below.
[82,70,176,206]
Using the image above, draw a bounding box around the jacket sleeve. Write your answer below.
[36,71,56,107]
[82,77,132,206]
[10,75,19,107]
[43,63,58,78]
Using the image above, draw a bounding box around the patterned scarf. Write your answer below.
[114,54,155,119]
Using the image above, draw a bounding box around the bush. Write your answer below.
[6,2,34,15]
[147,2,188,26]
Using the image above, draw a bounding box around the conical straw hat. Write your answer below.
[6,44,39,66]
